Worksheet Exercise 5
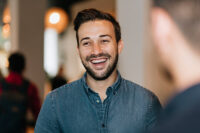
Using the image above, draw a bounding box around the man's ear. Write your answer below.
[118,40,124,54]
[151,7,173,54]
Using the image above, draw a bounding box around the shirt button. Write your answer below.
[102,123,105,128]
[96,100,100,103]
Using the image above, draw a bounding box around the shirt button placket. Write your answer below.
[102,123,105,128]
[96,99,100,103]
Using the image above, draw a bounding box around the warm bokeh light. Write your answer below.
[0,51,9,76]
[49,12,60,24]
[45,7,69,33]
[2,24,10,38]
[3,6,11,24]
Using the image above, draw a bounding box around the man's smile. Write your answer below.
[89,57,108,70]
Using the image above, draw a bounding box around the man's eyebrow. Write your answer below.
[99,34,112,38]
[80,37,90,42]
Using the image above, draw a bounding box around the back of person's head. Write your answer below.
[73,8,121,45]
[152,0,200,50]
[8,52,25,74]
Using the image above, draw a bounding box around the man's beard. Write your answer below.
[81,53,118,80]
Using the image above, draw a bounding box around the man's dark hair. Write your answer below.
[8,52,25,73]
[152,0,200,50]
[74,8,121,46]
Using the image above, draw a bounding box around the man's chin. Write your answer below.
[88,71,108,80]
[90,75,109,81]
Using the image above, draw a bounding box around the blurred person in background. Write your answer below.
[35,8,161,133]
[0,52,41,133]
[149,0,200,133]
[50,65,67,90]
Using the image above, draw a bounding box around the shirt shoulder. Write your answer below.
[121,78,161,106]
[121,78,153,96]
[47,78,83,100]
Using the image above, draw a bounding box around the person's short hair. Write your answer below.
[74,8,121,46]
[152,0,200,50]
[8,52,25,73]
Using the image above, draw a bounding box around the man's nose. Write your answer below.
[92,43,102,55]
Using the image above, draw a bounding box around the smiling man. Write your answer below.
[35,8,161,133]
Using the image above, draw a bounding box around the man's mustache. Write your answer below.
[86,53,111,61]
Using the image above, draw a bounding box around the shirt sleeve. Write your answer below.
[27,83,41,120]
[35,92,61,133]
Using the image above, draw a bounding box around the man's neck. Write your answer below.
[86,70,118,101]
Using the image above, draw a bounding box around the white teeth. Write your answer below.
[91,59,106,64]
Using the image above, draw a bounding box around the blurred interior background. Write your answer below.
[0,0,176,132]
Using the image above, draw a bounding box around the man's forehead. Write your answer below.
[78,20,115,39]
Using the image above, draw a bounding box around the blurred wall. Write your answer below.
[9,0,46,98]
[117,0,147,85]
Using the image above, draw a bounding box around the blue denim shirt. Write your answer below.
[35,73,161,133]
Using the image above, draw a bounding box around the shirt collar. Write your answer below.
[81,71,122,95]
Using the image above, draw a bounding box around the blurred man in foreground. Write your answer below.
[0,52,41,133]
[35,8,161,133]
[150,0,200,132]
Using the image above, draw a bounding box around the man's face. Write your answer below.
[77,20,123,80]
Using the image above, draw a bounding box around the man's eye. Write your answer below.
[82,42,90,46]
[101,40,110,43]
